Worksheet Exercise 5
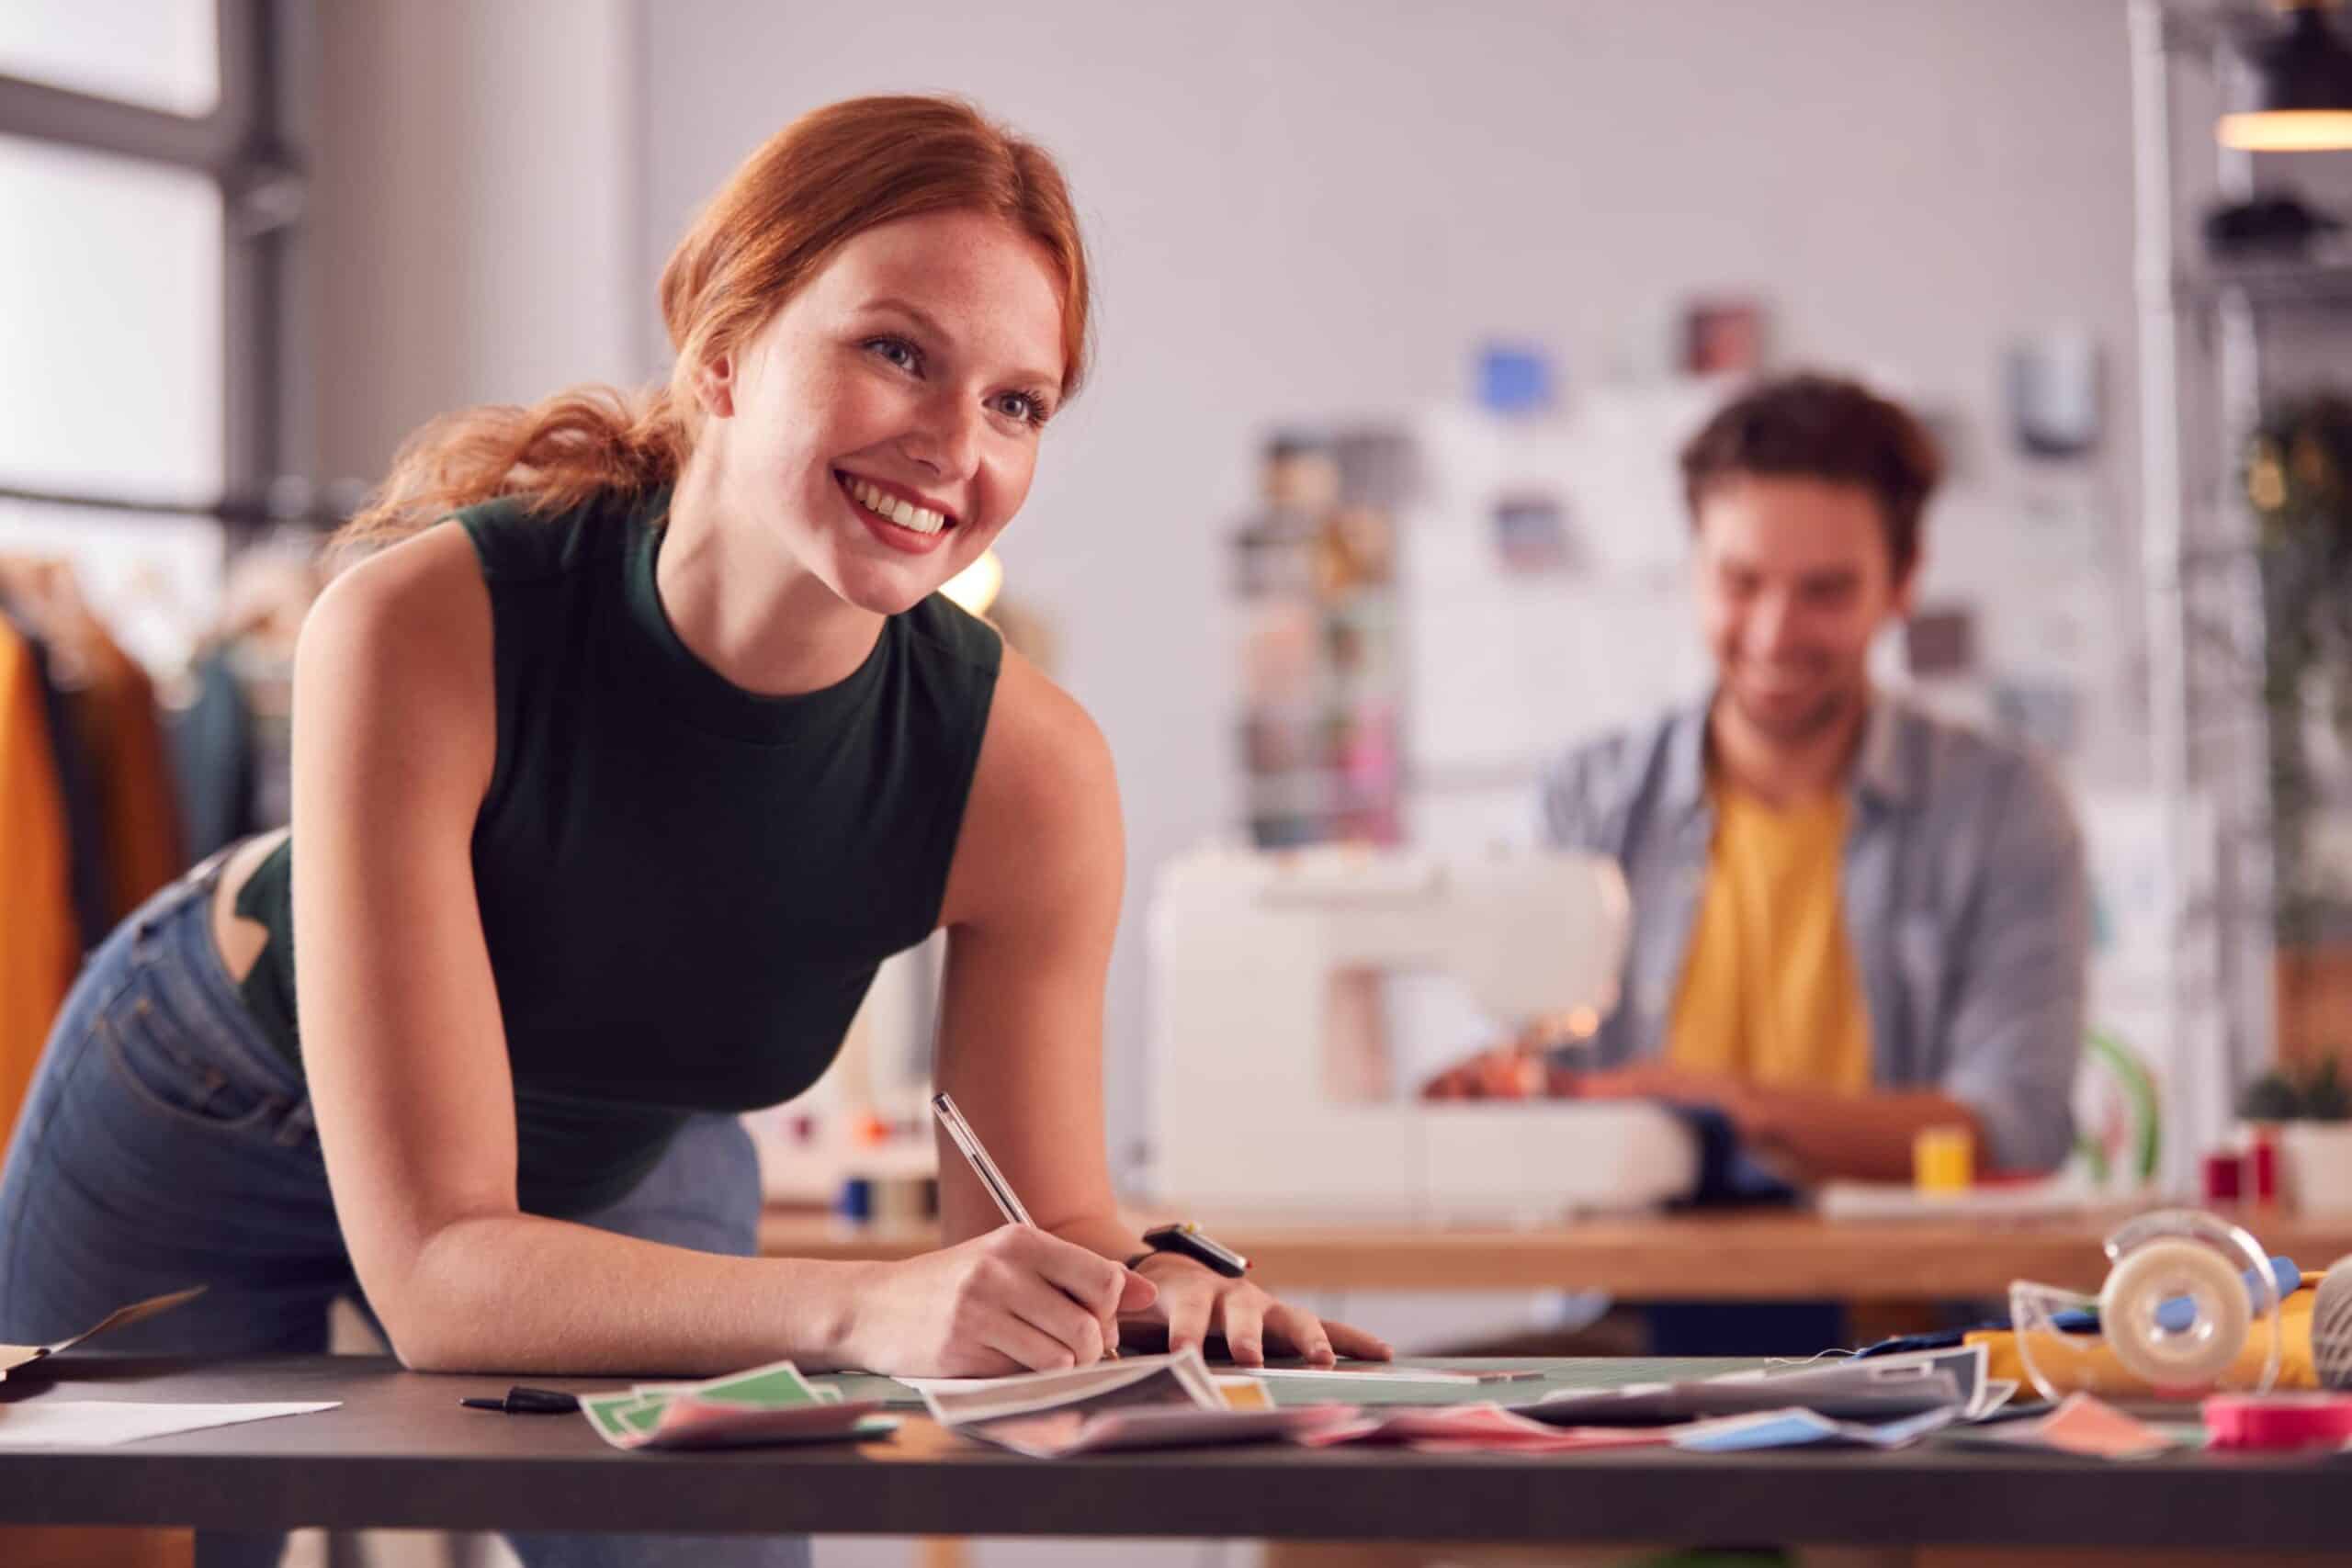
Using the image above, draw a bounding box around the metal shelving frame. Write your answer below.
[2131,0,2352,1140]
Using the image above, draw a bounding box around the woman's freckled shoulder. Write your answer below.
[959,647,1121,862]
[943,646,1124,928]
[981,648,1114,781]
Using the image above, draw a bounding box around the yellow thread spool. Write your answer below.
[1915,1124,1974,1192]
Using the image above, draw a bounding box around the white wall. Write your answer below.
[634,0,2143,1172]
[289,0,2150,1181]
[300,0,639,480]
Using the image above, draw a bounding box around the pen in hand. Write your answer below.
[931,1090,1122,1361]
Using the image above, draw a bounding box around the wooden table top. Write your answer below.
[760,1203,2352,1301]
[5,1353,2351,1550]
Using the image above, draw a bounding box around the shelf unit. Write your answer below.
[2131,1,2352,1128]
[1232,434,1409,850]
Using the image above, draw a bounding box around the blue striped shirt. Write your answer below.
[1539,692,2089,1173]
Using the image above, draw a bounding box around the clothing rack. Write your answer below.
[0,486,326,979]
[0,479,366,536]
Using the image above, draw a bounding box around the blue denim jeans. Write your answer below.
[0,859,810,1568]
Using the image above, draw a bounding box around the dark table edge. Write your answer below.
[2,1445,2348,1548]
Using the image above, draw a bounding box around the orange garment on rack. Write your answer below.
[0,620,78,1147]
[72,635,185,919]
[0,608,194,1568]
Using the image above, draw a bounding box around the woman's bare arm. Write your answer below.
[930,649,1132,1261]
[930,652,1389,1366]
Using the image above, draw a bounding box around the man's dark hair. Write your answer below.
[1678,371,1943,582]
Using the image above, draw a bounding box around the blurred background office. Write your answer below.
[7,2,2352,1566]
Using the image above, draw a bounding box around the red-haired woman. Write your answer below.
[0,96,1385,1568]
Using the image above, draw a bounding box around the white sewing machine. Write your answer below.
[1145,845,1699,1223]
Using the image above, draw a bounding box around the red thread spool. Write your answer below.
[2203,1393,2352,1450]
[2202,1150,2244,1203]
[2248,1135,2279,1203]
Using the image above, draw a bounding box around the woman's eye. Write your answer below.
[992,391,1051,427]
[866,337,919,371]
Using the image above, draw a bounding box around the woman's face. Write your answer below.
[695,208,1069,616]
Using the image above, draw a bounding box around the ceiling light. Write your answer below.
[2220,1,2352,152]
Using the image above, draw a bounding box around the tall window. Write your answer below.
[0,0,293,665]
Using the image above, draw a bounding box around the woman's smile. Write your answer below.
[836,468,959,555]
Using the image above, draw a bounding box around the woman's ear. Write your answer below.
[694,350,738,419]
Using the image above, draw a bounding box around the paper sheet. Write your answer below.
[1297,1403,1679,1453]
[1944,1393,2180,1461]
[1524,1371,1962,1427]
[1233,1363,1547,1387]
[579,1357,889,1451]
[1732,1346,2007,1419]
[1673,1404,1958,1452]
[1524,1345,2002,1428]
[917,1353,1227,1425]
[920,1349,1344,1458]
[964,1404,1345,1460]
[898,1368,1258,1397]
[892,1371,1047,1396]
[0,1400,336,1448]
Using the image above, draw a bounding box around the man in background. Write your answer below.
[1430,371,2088,1190]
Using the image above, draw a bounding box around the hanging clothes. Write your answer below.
[167,644,259,862]
[7,561,187,920]
[71,633,185,919]
[10,616,112,951]
[0,618,79,1149]
[169,539,316,859]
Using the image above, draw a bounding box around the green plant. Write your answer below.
[2240,1067,2303,1122]
[2247,394,2352,942]
[2305,1056,2352,1122]
[2236,1057,2352,1122]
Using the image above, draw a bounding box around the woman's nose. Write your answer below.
[903,391,981,482]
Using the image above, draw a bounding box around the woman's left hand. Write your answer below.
[1120,1254,1392,1366]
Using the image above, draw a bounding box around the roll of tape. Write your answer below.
[2099,1236,2250,1390]
[2203,1393,2352,1450]
[2312,1262,2352,1390]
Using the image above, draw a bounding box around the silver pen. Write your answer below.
[930,1091,1035,1227]
[930,1090,1119,1359]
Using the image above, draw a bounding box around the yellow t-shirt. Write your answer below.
[1666,784,1871,1095]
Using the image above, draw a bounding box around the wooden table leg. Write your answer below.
[918,1538,969,1568]
[0,1529,193,1568]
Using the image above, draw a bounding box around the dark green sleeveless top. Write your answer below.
[234,488,1002,1215]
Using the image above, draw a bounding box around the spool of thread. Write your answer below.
[869,1173,931,1228]
[2098,1237,2252,1389]
[1913,1124,1973,1193]
[2248,1134,2279,1203]
[2204,1393,2352,1450]
[2201,1149,2244,1203]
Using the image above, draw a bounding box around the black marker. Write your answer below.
[459,1385,580,1415]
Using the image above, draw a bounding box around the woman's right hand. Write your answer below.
[839,1226,1157,1377]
